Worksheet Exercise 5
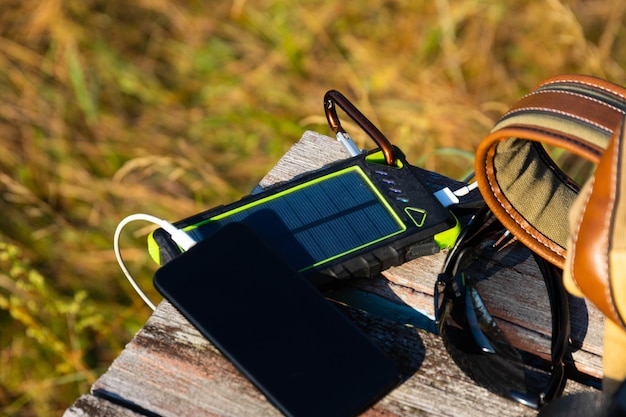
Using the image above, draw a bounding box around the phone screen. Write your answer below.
[153,222,400,417]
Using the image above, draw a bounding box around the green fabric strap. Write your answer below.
[493,139,580,251]
[475,74,626,268]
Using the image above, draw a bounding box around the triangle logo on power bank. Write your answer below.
[405,207,427,227]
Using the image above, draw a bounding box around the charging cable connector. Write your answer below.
[434,182,479,208]
[114,213,197,310]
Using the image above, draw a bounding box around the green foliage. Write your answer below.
[0,242,105,416]
[0,0,624,415]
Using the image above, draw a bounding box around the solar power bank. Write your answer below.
[153,222,400,417]
[149,146,459,284]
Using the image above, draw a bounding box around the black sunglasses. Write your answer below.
[434,206,569,409]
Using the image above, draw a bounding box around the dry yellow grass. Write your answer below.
[0,1,624,415]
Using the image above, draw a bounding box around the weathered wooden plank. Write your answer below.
[62,395,145,417]
[89,299,594,417]
[66,131,604,416]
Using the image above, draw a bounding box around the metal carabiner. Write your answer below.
[324,90,397,166]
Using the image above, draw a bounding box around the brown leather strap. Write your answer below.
[567,117,626,328]
[563,115,626,391]
[475,75,626,268]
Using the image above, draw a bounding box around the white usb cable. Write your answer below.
[114,213,197,311]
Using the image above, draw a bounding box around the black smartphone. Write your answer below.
[149,147,460,283]
[153,222,400,417]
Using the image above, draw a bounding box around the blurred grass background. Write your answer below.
[0,0,624,415]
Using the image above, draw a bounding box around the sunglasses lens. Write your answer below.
[437,223,566,409]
